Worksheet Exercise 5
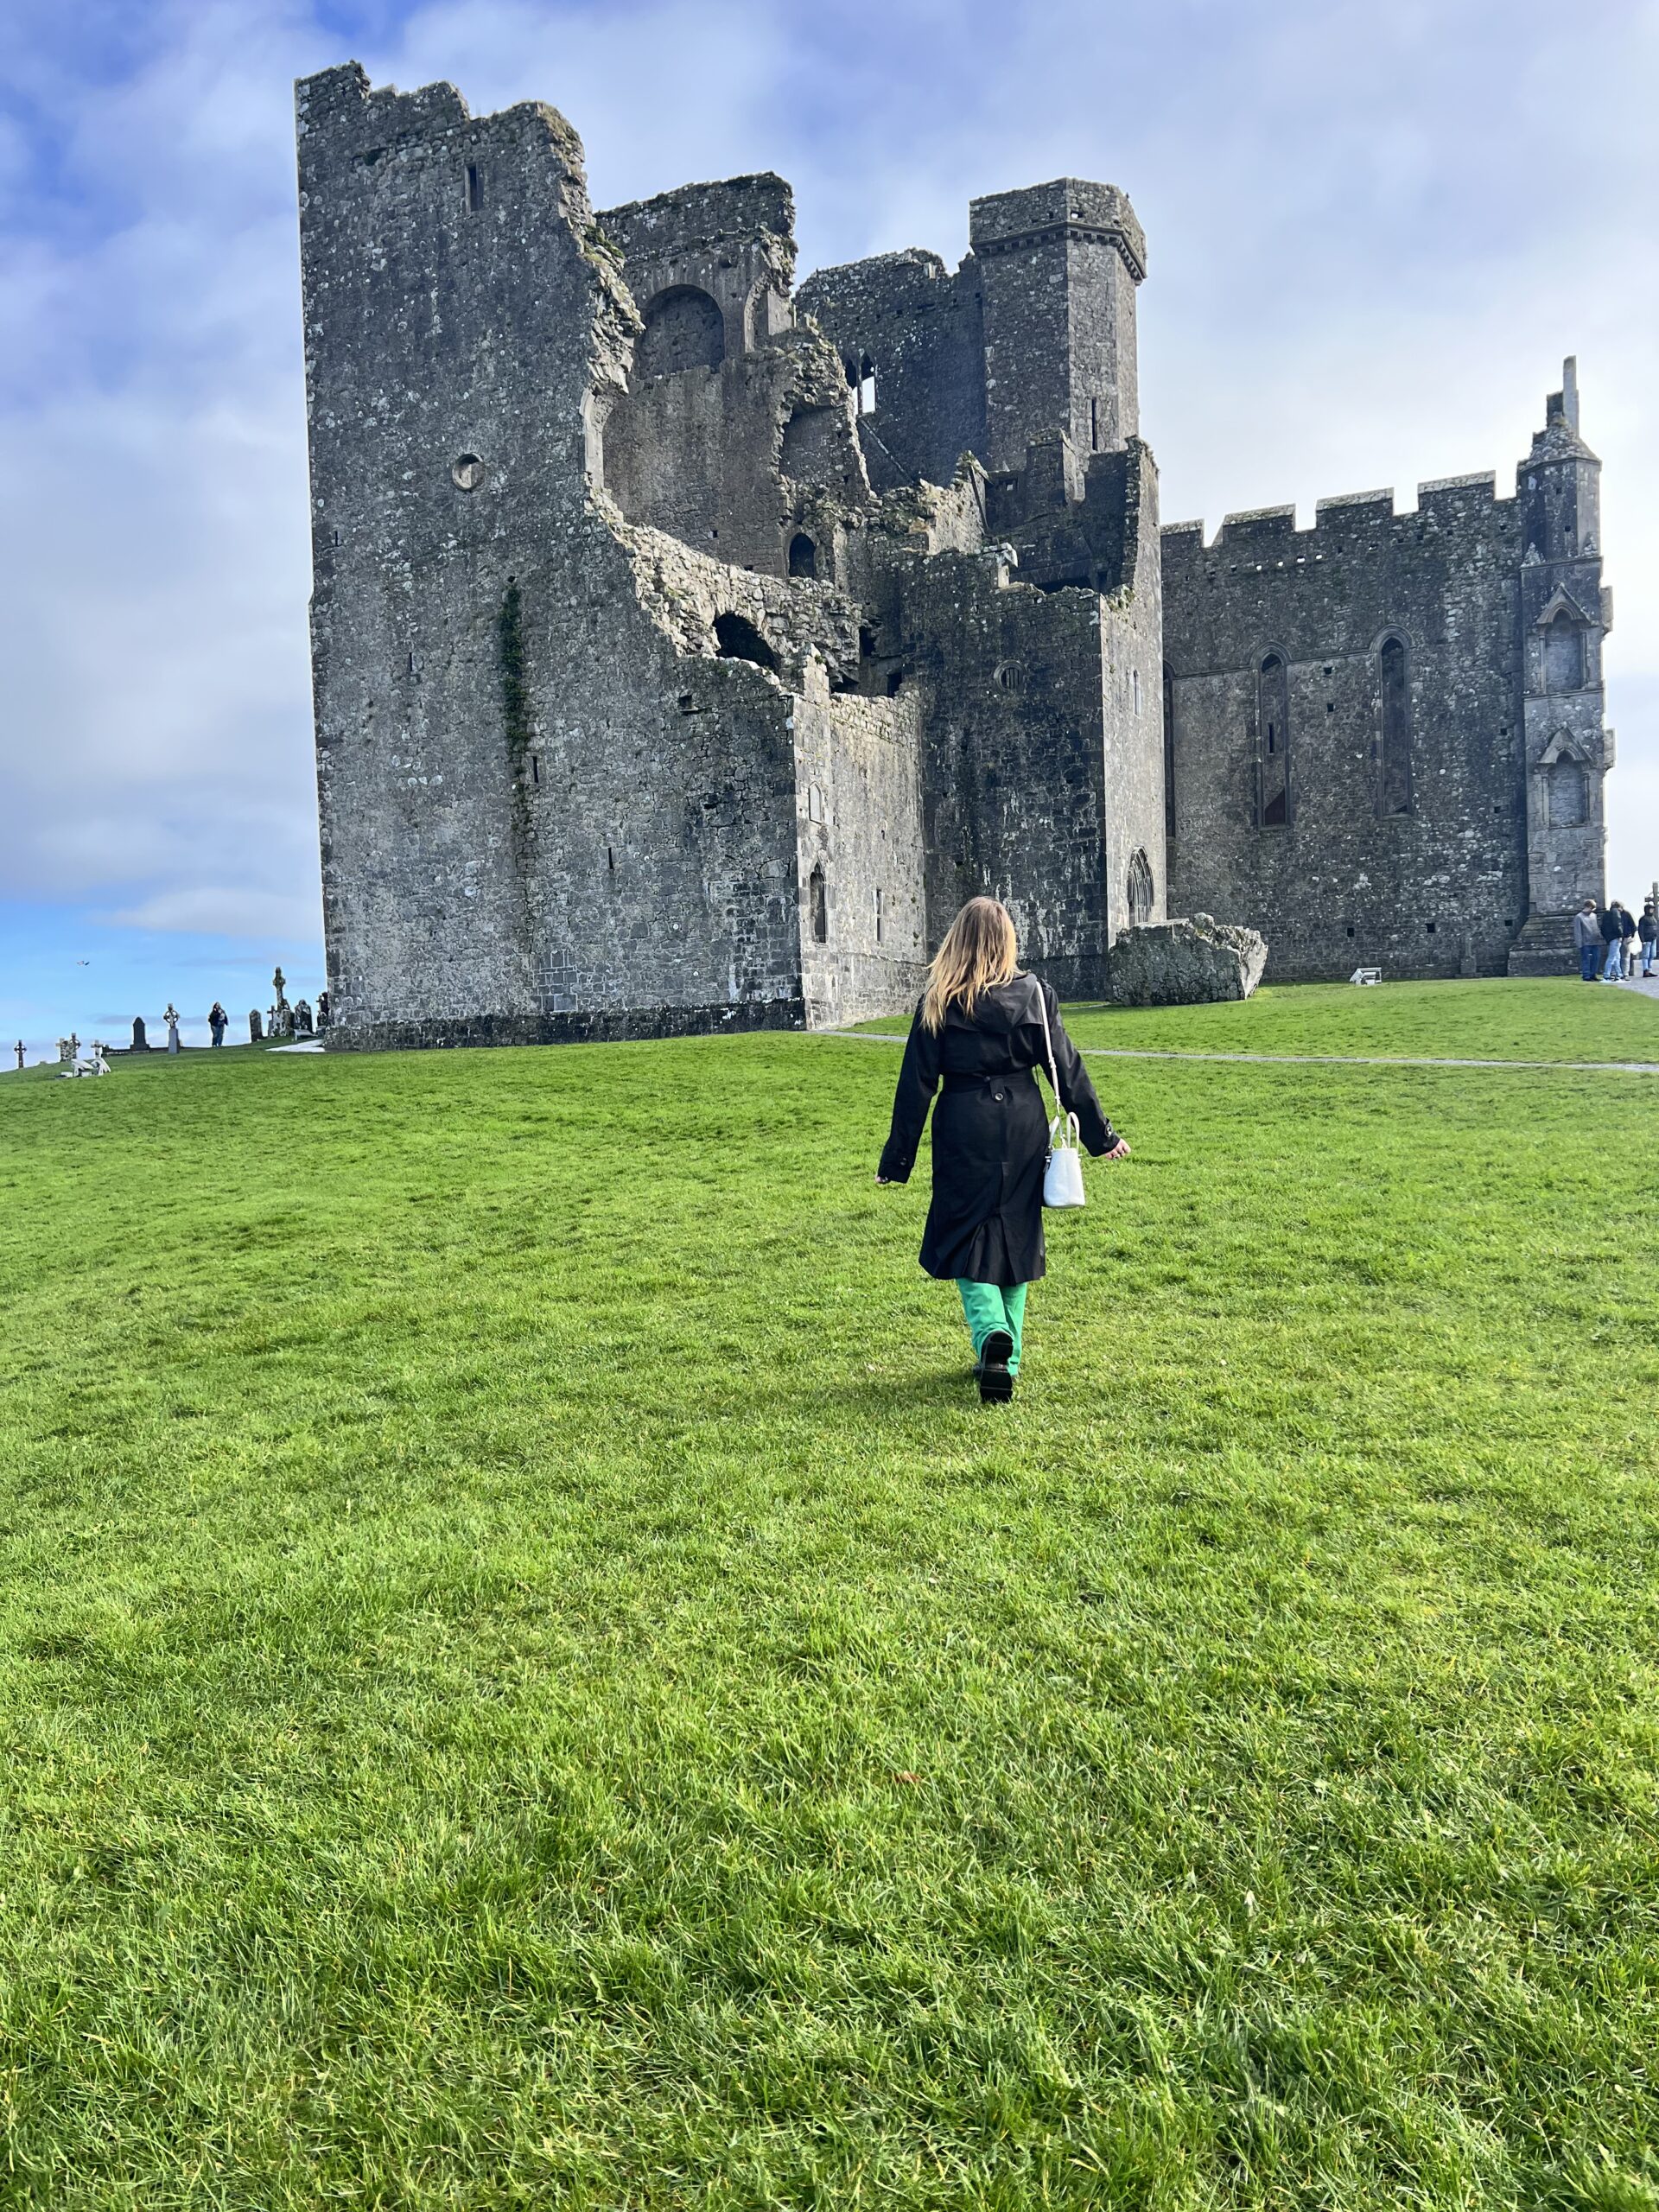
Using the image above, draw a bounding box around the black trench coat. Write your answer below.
[878,974,1116,1287]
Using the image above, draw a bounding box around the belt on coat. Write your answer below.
[941,1070,1037,1094]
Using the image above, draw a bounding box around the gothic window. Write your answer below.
[1377,635,1413,816]
[713,611,779,672]
[788,532,817,580]
[1258,652,1290,827]
[809,863,828,944]
[1162,664,1177,839]
[1543,612,1585,692]
[1547,758,1587,828]
[636,287,725,377]
[845,352,876,415]
[1127,849,1155,927]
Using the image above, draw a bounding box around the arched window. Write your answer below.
[1547,758,1587,828]
[844,352,876,416]
[1127,849,1155,927]
[1377,635,1413,816]
[713,611,779,672]
[636,287,724,378]
[788,532,817,580]
[1543,613,1584,692]
[1258,652,1290,827]
[809,863,828,944]
[1162,664,1176,839]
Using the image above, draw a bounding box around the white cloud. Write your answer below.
[108,884,322,939]
[2,0,1655,961]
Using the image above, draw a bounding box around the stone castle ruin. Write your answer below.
[296,63,1611,1048]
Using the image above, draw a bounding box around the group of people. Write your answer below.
[1573,899,1656,982]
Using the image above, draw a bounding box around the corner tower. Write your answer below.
[969,178,1146,474]
[1511,359,1613,958]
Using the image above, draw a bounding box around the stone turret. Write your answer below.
[968,178,1146,475]
[1511,357,1612,961]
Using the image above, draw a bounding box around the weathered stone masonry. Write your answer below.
[296,64,1611,1049]
[1161,363,1612,982]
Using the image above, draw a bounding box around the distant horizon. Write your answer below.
[3,0,1654,1056]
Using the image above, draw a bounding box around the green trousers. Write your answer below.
[956,1281,1029,1376]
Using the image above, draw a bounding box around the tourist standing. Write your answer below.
[1618,902,1638,981]
[1641,905,1657,979]
[1600,904,1624,982]
[877,897,1129,1403]
[164,1004,181,1052]
[1574,899,1603,982]
[209,1001,228,1047]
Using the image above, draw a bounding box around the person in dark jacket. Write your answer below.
[1600,901,1624,981]
[877,896,1129,1402]
[1640,903,1657,978]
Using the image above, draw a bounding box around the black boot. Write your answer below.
[976,1329,1015,1404]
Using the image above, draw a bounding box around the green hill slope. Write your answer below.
[2,989,1656,2208]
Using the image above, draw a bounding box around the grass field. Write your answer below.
[3,978,1658,2209]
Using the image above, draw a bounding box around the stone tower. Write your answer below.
[969,179,1145,474]
[297,64,1166,1048]
[1511,359,1614,962]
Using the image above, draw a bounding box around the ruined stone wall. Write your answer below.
[793,680,926,1028]
[299,66,817,1048]
[1160,478,1529,982]
[798,251,986,496]
[599,177,873,581]
[874,549,1114,997]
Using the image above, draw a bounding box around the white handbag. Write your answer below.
[1034,982,1086,1210]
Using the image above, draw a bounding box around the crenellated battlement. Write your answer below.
[1162,470,1517,563]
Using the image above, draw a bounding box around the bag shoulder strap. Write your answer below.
[1031,975,1062,1109]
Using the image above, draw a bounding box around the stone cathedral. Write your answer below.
[296,63,1612,1050]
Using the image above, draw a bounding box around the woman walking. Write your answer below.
[877,897,1128,1402]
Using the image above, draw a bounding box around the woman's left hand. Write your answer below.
[1103,1139,1131,1161]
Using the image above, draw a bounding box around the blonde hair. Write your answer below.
[921,897,1019,1033]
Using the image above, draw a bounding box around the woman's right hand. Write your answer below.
[1103,1138,1131,1161]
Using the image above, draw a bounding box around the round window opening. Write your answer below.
[451,454,486,492]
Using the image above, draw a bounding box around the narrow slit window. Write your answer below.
[466,163,483,213]
[1378,635,1412,815]
[809,863,828,944]
[1258,652,1290,827]
[1162,665,1177,840]
[874,885,884,943]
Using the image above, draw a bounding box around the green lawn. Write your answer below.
[861,976,1659,1065]
[2,986,1657,2209]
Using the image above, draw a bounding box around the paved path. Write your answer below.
[830,1031,1659,1076]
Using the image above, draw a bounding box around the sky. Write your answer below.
[2,0,1655,1057]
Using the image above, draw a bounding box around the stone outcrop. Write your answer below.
[1106,913,1267,1007]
